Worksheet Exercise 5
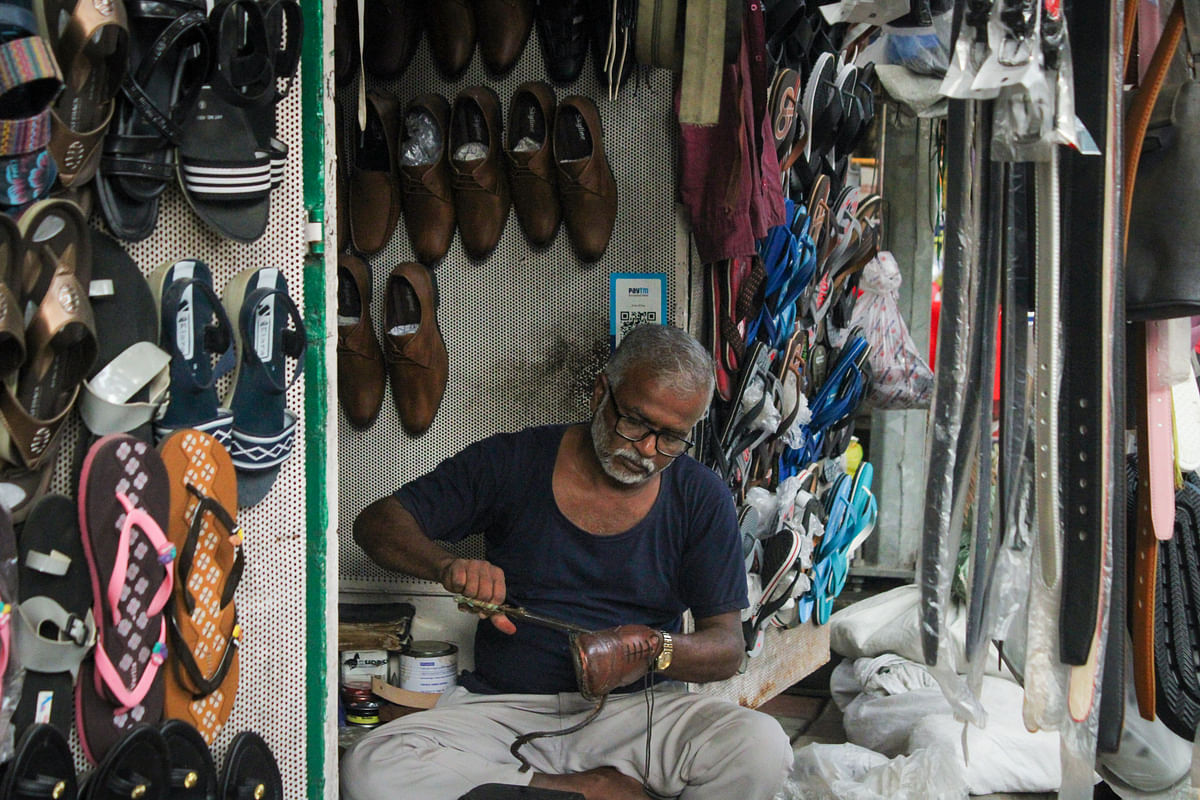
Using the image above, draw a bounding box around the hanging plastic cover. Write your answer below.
[849,251,934,409]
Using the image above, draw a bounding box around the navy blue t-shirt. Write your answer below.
[394,424,747,694]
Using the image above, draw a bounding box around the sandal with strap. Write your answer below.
[95,0,210,241]
[253,0,301,193]
[176,0,275,242]
[0,30,63,213]
[0,199,96,523]
[149,259,236,446]
[221,266,306,507]
[159,429,242,744]
[35,0,129,188]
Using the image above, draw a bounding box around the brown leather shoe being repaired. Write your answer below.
[474,0,534,74]
[570,624,662,701]
[424,0,476,78]
[450,87,511,260]
[505,81,559,247]
[337,254,386,428]
[554,95,617,263]
[399,93,456,264]
[384,262,448,436]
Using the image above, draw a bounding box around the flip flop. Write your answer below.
[12,494,96,740]
[159,719,217,800]
[0,199,97,522]
[220,731,281,800]
[148,259,235,447]
[158,428,242,744]
[220,266,305,507]
[0,724,77,800]
[79,232,168,440]
[76,435,174,764]
[81,723,170,800]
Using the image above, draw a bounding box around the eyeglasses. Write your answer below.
[603,383,695,458]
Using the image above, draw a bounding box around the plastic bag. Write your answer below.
[849,251,934,409]
[856,10,953,77]
[779,742,968,800]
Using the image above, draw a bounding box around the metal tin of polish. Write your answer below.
[395,640,458,693]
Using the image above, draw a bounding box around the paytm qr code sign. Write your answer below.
[610,273,668,350]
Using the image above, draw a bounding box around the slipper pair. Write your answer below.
[151,260,305,507]
[149,723,282,800]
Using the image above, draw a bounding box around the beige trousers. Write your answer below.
[339,683,793,800]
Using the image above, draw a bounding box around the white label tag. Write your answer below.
[177,284,194,361]
[254,298,274,363]
[35,691,52,724]
[89,279,115,298]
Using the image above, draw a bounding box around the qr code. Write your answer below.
[619,311,659,338]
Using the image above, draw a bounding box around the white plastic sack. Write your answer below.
[827,584,1013,679]
[777,742,968,800]
[835,656,1063,795]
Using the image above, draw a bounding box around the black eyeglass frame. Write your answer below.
[601,380,696,458]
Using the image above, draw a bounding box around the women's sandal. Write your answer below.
[220,731,282,800]
[75,435,174,764]
[11,494,96,740]
[80,723,171,799]
[0,29,63,213]
[160,719,218,800]
[221,265,305,506]
[158,428,243,744]
[0,724,77,800]
[35,0,129,188]
[95,0,210,241]
[0,199,97,523]
[148,258,236,446]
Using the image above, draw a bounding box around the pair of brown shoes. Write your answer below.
[400,84,617,264]
[506,82,617,262]
[425,0,534,78]
[337,255,447,435]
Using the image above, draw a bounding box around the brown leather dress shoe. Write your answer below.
[350,91,402,255]
[505,81,559,247]
[450,87,511,260]
[553,95,617,262]
[474,0,534,74]
[363,0,421,78]
[424,0,476,78]
[384,262,448,436]
[337,254,386,428]
[399,94,455,265]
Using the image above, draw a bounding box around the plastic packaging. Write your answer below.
[850,252,934,410]
[400,111,442,167]
[855,10,953,76]
[781,742,968,800]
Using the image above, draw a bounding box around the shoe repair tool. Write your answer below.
[1061,0,1121,725]
[453,595,593,635]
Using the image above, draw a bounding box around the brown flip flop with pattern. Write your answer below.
[158,429,242,744]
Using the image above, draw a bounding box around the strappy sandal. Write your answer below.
[176,0,275,242]
[0,30,63,213]
[253,0,301,194]
[35,0,129,188]
[0,199,96,523]
[95,0,210,241]
[0,213,25,381]
[148,259,236,446]
[221,266,306,507]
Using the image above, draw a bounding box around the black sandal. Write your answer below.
[94,0,210,241]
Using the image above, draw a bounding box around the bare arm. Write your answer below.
[352,495,516,633]
[657,610,744,683]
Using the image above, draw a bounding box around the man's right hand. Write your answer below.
[440,558,516,634]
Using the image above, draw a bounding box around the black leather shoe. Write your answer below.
[535,0,589,85]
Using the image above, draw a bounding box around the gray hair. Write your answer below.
[605,324,715,399]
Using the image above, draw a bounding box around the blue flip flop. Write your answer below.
[221,266,306,507]
[149,259,236,446]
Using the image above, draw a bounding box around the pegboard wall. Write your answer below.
[42,61,312,798]
[336,36,687,590]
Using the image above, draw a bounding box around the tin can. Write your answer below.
[345,699,381,728]
[395,640,457,693]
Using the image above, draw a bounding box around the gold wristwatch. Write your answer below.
[656,631,674,671]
